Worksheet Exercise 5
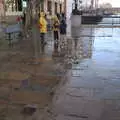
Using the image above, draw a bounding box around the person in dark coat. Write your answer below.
[59,13,67,55]
[60,19,67,35]
[60,13,67,35]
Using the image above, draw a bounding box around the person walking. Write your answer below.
[39,12,47,45]
[22,11,26,27]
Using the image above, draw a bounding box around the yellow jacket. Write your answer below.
[53,16,60,31]
[39,12,47,33]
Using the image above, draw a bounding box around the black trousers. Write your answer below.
[40,33,45,44]
[54,31,59,41]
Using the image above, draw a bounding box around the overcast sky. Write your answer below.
[99,0,120,7]
[68,0,120,7]
[67,0,120,18]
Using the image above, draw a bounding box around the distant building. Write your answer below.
[5,0,23,12]
[3,0,66,23]
[5,0,66,15]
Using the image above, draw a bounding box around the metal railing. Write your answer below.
[99,16,120,25]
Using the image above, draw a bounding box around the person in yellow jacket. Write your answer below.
[53,15,60,44]
[39,12,47,45]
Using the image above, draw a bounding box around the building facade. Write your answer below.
[1,0,66,23]
[40,0,66,15]
[5,0,66,15]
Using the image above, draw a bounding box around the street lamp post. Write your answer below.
[74,0,78,10]
[72,0,82,15]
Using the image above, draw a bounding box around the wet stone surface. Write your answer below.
[0,28,69,119]
[1,19,120,120]
[52,22,120,120]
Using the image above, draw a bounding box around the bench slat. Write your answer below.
[6,24,22,33]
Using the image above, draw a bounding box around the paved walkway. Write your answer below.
[0,25,68,119]
[51,26,120,120]
[1,21,120,120]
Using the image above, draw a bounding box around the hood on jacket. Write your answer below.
[40,12,45,17]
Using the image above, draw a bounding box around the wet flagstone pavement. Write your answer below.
[1,21,120,119]
[0,29,68,119]
[51,26,120,120]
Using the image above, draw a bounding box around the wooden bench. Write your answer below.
[5,24,22,47]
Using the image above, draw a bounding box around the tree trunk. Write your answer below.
[23,0,32,38]
[15,0,17,11]
[26,0,41,62]
[32,0,41,63]
[2,0,6,22]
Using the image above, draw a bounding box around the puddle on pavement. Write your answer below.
[1,20,120,119]
[68,25,120,100]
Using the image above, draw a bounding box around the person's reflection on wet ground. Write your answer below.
[41,44,45,53]
[52,39,67,58]
[74,37,78,50]
[52,42,59,57]
[59,38,67,57]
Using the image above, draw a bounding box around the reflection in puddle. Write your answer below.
[53,20,120,120]
[69,27,95,64]
[52,26,95,69]
[68,24,120,98]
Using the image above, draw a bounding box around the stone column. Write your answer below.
[44,0,47,13]
[52,0,55,16]
[64,0,67,15]
[0,0,5,22]
[57,2,60,13]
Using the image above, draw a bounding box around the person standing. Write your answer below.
[52,15,60,57]
[60,13,67,38]
[16,16,21,25]
[39,12,47,45]
[56,13,61,21]
[53,15,60,45]
[23,12,26,26]
[59,13,67,55]
[21,11,26,38]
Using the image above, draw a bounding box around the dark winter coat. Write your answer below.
[60,18,67,35]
